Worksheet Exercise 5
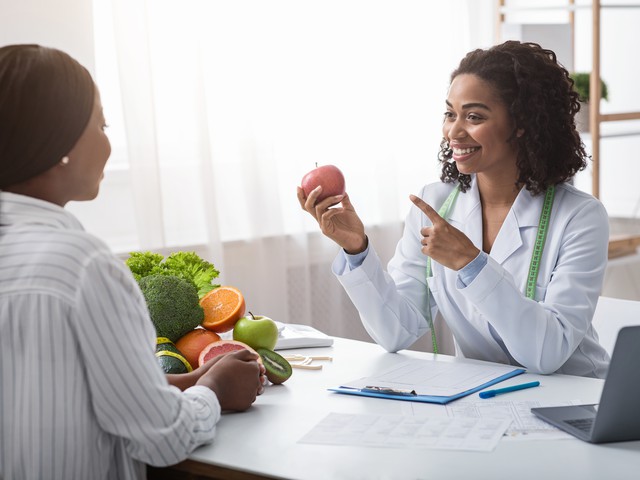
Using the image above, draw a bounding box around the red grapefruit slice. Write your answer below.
[198,339,261,367]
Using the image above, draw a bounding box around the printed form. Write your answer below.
[299,413,511,452]
[403,399,578,441]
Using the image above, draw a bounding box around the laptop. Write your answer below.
[531,326,640,443]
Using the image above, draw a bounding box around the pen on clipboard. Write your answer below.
[479,381,540,399]
[361,386,417,397]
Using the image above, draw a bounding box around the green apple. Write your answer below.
[232,312,279,351]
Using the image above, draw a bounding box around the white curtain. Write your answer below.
[77,0,492,347]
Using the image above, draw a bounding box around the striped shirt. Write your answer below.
[0,192,220,480]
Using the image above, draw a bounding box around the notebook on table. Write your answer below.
[274,322,334,350]
[531,326,640,443]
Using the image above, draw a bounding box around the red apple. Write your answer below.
[300,164,346,202]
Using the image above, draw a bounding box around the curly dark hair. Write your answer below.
[438,40,587,195]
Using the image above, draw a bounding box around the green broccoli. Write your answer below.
[126,251,220,298]
[138,275,204,342]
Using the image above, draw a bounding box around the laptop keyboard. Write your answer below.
[565,418,594,433]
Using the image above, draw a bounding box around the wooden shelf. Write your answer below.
[608,234,640,259]
[499,4,640,13]
[600,112,640,122]
[497,0,640,199]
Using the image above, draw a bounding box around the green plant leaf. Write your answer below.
[570,72,609,102]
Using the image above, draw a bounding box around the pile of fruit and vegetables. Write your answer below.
[126,251,292,385]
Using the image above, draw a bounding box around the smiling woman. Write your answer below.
[298,40,611,378]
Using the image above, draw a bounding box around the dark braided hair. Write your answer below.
[439,40,587,195]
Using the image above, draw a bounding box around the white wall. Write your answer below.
[0,0,95,74]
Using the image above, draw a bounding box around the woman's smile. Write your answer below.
[451,144,481,162]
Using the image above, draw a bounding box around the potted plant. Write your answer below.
[570,72,609,133]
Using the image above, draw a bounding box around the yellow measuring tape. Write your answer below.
[155,337,193,372]
[526,186,555,300]
[425,186,460,354]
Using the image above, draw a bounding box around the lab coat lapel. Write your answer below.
[490,188,543,264]
[448,180,483,249]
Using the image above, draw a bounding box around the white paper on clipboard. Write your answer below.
[274,322,334,350]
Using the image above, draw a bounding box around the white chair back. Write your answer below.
[592,296,640,356]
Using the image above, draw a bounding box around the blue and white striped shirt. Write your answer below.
[0,192,220,480]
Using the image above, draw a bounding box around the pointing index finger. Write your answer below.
[409,194,444,225]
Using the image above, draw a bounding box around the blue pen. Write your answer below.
[479,381,540,399]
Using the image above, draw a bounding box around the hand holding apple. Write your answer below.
[300,164,345,202]
[232,312,279,351]
[297,164,366,254]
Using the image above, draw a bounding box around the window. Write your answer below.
[74,0,489,253]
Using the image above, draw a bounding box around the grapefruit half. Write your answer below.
[198,339,261,367]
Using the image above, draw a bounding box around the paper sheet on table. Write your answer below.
[445,400,579,441]
[299,412,511,452]
[342,357,523,397]
[402,399,579,441]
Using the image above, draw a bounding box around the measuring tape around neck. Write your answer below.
[525,185,555,300]
[424,184,556,354]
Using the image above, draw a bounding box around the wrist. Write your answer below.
[344,235,368,255]
[167,371,193,391]
[168,366,203,391]
[455,249,480,271]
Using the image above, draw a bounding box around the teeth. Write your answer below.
[453,147,479,155]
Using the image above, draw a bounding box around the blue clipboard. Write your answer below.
[329,368,525,404]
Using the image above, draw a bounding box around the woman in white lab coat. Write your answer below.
[298,41,610,378]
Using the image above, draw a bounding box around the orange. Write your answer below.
[199,286,246,333]
[175,328,221,370]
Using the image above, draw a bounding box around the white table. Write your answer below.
[148,337,640,480]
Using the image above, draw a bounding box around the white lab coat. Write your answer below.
[333,177,610,378]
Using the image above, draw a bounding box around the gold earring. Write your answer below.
[60,156,70,165]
